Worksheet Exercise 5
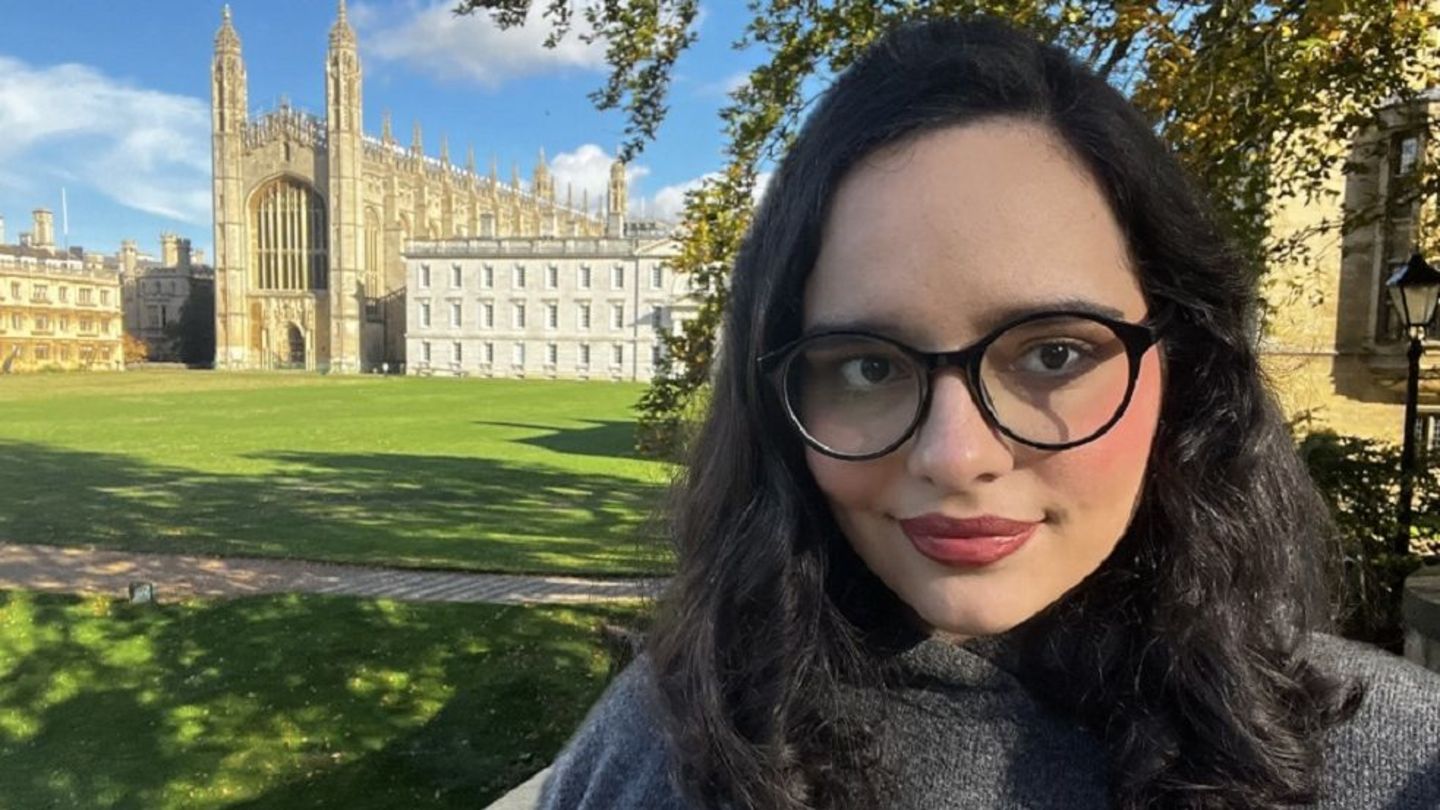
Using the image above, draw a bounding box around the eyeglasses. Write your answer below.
[758,310,1165,460]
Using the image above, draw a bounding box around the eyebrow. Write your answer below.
[804,297,1132,343]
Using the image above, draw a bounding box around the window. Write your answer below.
[611,265,625,289]
[650,265,664,289]
[79,318,94,334]
[546,303,558,329]
[9,283,19,299]
[1421,413,1440,462]
[33,284,48,302]
[35,316,50,332]
[546,264,559,289]
[651,305,663,330]
[578,302,591,330]
[420,264,432,288]
[102,319,112,335]
[483,342,495,365]
[422,341,432,363]
[546,343,558,365]
[652,342,664,365]
[579,343,590,367]
[11,313,20,329]
[35,344,49,361]
[1395,133,1421,177]
[452,341,463,363]
[513,303,526,329]
[611,303,624,330]
[513,342,526,365]
[58,287,68,303]
[78,287,92,305]
[450,302,462,328]
[481,302,494,328]
[419,302,432,328]
[514,264,527,289]
[58,316,69,332]
[452,264,463,288]
[99,289,109,306]
[612,343,624,366]
[578,265,592,289]
[482,265,494,289]
[59,345,70,362]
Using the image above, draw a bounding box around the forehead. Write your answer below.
[804,119,1144,345]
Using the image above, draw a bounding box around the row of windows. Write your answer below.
[416,301,665,332]
[417,262,669,292]
[1,311,114,335]
[0,342,115,363]
[3,281,111,307]
[418,340,665,368]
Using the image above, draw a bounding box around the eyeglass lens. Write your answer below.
[784,315,1134,456]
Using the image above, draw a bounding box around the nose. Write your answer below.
[905,371,1016,487]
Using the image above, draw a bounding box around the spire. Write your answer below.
[216,4,241,52]
[411,121,423,154]
[582,187,590,214]
[330,0,356,48]
[466,145,476,174]
[532,148,552,200]
[440,134,450,165]
[511,162,522,190]
[489,154,499,184]
[381,110,393,144]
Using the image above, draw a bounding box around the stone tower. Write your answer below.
[326,0,363,372]
[606,159,628,237]
[211,4,248,368]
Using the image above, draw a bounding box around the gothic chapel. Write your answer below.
[211,2,609,371]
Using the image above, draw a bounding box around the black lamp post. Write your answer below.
[1385,251,1440,556]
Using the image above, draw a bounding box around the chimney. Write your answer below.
[192,247,207,266]
[120,240,138,275]
[32,209,54,249]
[160,233,179,266]
[176,238,192,268]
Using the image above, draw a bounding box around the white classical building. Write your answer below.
[403,218,690,381]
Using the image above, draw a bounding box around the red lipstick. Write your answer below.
[898,514,1038,567]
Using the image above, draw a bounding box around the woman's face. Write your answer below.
[802,119,1163,639]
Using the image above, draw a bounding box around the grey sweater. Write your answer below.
[538,634,1440,808]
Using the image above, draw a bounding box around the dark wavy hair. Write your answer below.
[644,16,1362,809]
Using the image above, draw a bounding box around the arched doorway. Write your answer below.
[287,323,306,368]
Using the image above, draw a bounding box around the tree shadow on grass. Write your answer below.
[0,440,673,576]
[471,420,643,461]
[0,591,638,809]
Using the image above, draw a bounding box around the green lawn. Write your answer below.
[0,589,644,809]
[0,369,675,575]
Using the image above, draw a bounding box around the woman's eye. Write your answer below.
[838,356,902,386]
[1016,342,1091,374]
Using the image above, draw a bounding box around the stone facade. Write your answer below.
[404,220,690,382]
[119,234,215,360]
[1261,95,1440,452]
[0,209,123,372]
[211,2,605,373]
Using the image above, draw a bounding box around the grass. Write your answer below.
[0,369,675,575]
[0,589,646,809]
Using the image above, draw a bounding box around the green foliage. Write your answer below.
[165,278,216,367]
[1295,429,1439,649]
[0,371,674,575]
[0,589,643,808]
[454,0,1439,456]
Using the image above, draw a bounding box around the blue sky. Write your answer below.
[0,1,766,261]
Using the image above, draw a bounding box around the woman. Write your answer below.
[540,17,1440,809]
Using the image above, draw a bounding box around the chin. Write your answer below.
[909,588,1036,640]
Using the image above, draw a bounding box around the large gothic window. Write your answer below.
[250,178,328,291]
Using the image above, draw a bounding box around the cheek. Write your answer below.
[804,449,894,515]
[1046,350,1162,508]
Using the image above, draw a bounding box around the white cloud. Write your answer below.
[0,55,210,225]
[641,170,773,222]
[356,1,608,89]
[548,143,650,212]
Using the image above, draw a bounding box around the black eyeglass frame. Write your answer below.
[757,309,1168,460]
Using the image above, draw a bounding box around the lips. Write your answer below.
[898,513,1039,566]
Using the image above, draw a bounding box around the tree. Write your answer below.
[165,279,216,368]
[455,0,1440,456]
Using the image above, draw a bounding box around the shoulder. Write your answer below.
[1304,634,1440,808]
[537,656,689,810]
